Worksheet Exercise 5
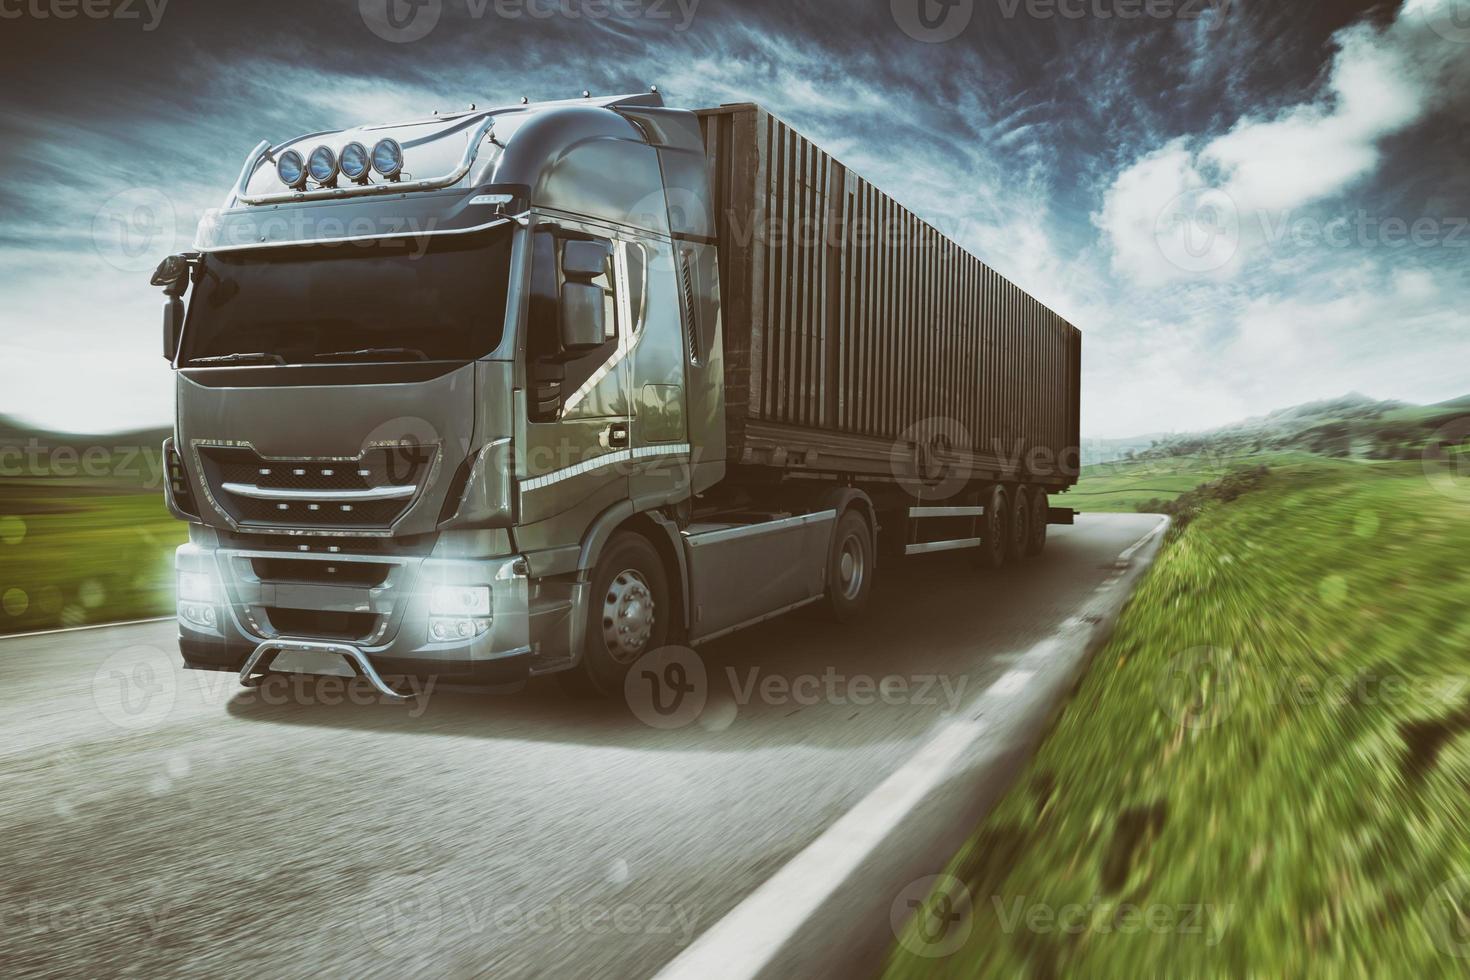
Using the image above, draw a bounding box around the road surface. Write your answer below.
[0,513,1164,979]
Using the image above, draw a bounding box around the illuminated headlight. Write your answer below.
[371,138,404,180]
[430,585,491,617]
[429,585,491,642]
[179,602,217,630]
[429,617,490,642]
[307,145,339,185]
[276,149,307,190]
[178,571,216,603]
[340,141,370,183]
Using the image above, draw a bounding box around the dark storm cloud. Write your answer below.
[1,0,1465,434]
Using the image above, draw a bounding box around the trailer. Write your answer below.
[698,104,1081,491]
[152,91,1081,701]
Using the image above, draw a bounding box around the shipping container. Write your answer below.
[697,103,1081,492]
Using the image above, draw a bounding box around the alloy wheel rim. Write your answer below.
[602,569,655,664]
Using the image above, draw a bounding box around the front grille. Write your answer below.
[221,532,435,556]
[250,557,393,588]
[230,498,406,527]
[197,444,434,531]
[265,609,380,643]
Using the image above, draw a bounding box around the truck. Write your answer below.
[153,91,1081,700]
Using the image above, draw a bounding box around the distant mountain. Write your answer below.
[1119,394,1470,463]
[0,414,171,452]
[1079,434,1171,467]
[0,414,172,489]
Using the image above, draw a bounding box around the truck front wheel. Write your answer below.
[825,509,874,622]
[561,532,671,698]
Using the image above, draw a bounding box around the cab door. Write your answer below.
[629,238,693,508]
[518,229,633,531]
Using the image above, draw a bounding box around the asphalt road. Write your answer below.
[0,513,1163,979]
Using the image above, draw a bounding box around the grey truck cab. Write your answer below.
[155,91,1078,700]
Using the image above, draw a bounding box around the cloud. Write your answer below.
[1096,3,1444,287]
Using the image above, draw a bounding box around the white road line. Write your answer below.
[655,516,1169,980]
[1118,516,1168,562]
[654,717,987,980]
[0,616,172,641]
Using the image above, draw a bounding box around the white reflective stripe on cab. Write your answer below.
[519,444,691,492]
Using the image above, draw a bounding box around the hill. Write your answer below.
[1119,393,1469,463]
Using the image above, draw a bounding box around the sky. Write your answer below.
[0,0,1466,438]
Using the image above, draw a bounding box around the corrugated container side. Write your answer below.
[695,104,1081,490]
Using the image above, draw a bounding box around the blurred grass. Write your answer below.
[0,459,185,635]
[886,457,1470,976]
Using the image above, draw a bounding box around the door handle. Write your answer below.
[604,422,630,449]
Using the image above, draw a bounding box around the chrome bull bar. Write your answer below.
[240,639,415,702]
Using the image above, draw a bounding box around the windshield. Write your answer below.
[179,224,513,366]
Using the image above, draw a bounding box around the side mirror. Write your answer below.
[561,239,611,280]
[151,254,190,297]
[163,296,184,361]
[555,237,613,358]
[559,282,606,355]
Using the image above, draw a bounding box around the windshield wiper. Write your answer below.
[189,352,286,365]
[314,347,431,362]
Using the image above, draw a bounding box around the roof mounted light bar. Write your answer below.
[233,113,498,207]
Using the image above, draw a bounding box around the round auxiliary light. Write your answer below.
[276,149,307,190]
[371,138,404,180]
[307,145,339,185]
[339,141,370,183]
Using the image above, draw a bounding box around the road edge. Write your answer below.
[0,616,173,644]
[655,514,1171,980]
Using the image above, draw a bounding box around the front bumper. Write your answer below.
[174,534,532,682]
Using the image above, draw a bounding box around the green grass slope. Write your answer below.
[886,458,1470,976]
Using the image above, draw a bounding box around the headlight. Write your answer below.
[307,145,339,185]
[340,141,370,183]
[178,571,216,603]
[276,149,307,190]
[429,584,491,642]
[371,138,404,180]
[430,585,491,617]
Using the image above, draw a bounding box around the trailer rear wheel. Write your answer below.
[1008,486,1032,563]
[1027,490,1049,557]
[825,510,874,622]
[974,485,1009,570]
[560,532,671,698]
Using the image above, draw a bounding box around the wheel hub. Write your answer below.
[602,570,655,664]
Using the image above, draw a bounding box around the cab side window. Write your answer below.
[528,230,618,421]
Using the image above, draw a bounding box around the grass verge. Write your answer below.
[885,458,1470,975]
[0,483,184,635]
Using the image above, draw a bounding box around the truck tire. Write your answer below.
[560,532,671,698]
[1027,489,1049,557]
[825,509,874,622]
[974,485,1009,570]
[1008,486,1032,563]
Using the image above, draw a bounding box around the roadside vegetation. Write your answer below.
[886,455,1470,975]
[0,431,183,635]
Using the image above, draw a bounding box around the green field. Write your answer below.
[0,473,185,635]
[886,456,1470,975]
[1066,451,1323,513]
